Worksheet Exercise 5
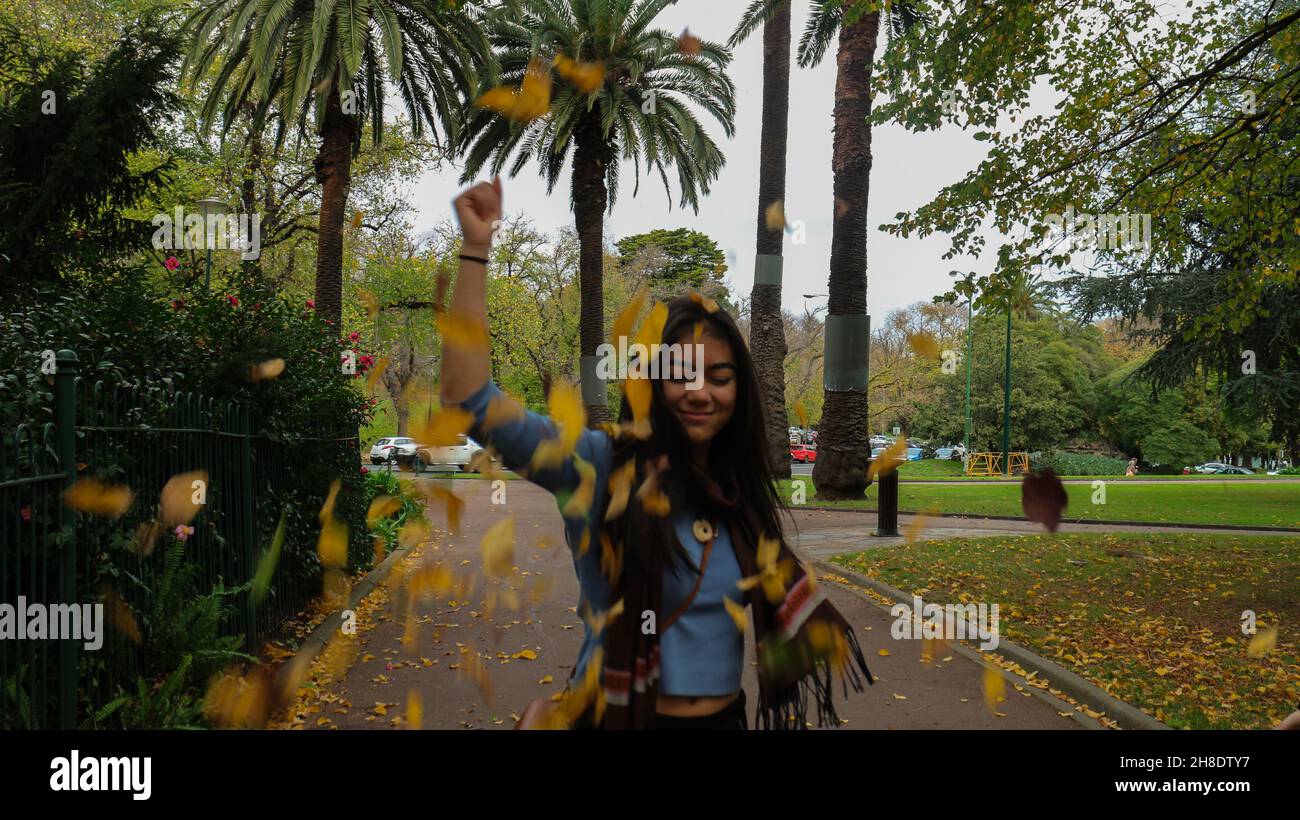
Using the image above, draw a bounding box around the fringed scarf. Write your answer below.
[591,469,873,730]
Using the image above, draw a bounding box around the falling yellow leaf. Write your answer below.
[249,358,286,381]
[318,518,348,568]
[903,508,938,546]
[677,27,701,55]
[636,457,672,516]
[413,406,473,447]
[611,286,649,348]
[160,470,207,526]
[474,58,552,122]
[736,533,794,603]
[102,587,140,644]
[982,665,1006,713]
[867,436,909,482]
[367,495,403,529]
[765,199,786,232]
[562,455,596,519]
[580,599,624,635]
[598,531,622,581]
[794,400,808,431]
[351,210,364,229]
[365,357,389,391]
[435,310,490,351]
[64,478,133,518]
[469,446,508,480]
[420,483,463,534]
[906,331,941,361]
[1247,625,1277,658]
[358,288,379,319]
[604,458,636,521]
[130,521,164,557]
[204,668,271,729]
[723,597,748,632]
[548,380,585,451]
[397,515,431,548]
[319,479,342,524]
[481,515,515,579]
[688,290,719,313]
[553,53,604,93]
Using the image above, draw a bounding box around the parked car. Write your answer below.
[869,434,891,448]
[418,434,486,472]
[1212,465,1254,475]
[1194,462,1229,473]
[934,443,966,460]
[369,436,417,465]
[871,445,922,462]
[790,444,817,463]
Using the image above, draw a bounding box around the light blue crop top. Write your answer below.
[446,380,746,696]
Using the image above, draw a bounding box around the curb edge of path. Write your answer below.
[284,544,413,676]
[796,506,1300,534]
[811,559,1170,731]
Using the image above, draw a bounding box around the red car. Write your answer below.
[790,444,817,463]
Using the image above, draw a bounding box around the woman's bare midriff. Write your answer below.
[655,691,740,717]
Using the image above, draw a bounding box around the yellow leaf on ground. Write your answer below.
[512,649,538,660]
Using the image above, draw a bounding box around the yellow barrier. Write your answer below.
[966,452,1029,476]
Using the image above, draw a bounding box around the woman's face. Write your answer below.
[660,327,737,450]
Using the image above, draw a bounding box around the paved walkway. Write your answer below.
[292,480,1114,730]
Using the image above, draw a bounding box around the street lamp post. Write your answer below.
[196,197,227,292]
[964,299,972,473]
[1001,297,1012,476]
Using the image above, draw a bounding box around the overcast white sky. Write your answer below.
[407,0,995,320]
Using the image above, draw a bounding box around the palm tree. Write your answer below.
[181,0,493,327]
[734,0,924,498]
[457,0,736,422]
[729,1,793,480]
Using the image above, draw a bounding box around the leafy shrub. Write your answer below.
[1032,451,1128,475]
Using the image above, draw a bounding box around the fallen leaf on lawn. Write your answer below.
[64,478,133,518]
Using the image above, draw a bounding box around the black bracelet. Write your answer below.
[459,253,490,266]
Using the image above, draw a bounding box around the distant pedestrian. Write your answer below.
[1125,458,1138,477]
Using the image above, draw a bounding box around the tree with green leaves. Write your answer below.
[733,0,926,498]
[729,0,794,479]
[181,0,493,326]
[0,14,181,286]
[456,0,736,422]
[614,227,728,301]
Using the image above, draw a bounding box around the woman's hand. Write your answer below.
[453,175,503,257]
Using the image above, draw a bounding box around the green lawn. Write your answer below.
[779,477,1300,528]
[888,458,1290,481]
[830,533,1300,729]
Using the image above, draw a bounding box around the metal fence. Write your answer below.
[1,350,358,728]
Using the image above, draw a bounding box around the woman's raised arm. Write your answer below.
[439,176,502,403]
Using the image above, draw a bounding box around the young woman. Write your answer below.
[440,178,871,730]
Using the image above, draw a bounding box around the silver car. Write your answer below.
[369,436,417,465]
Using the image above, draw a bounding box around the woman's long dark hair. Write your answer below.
[606,295,791,580]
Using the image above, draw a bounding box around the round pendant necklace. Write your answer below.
[692,518,715,543]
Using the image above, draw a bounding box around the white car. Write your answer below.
[369,437,417,464]
[418,435,486,472]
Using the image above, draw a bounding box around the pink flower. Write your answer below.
[360,466,369,475]
[306,299,316,309]
[349,332,360,342]
[164,256,179,271]
[227,295,240,307]
[173,524,195,542]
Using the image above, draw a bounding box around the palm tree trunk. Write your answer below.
[314,84,356,328]
[811,10,880,499]
[573,106,612,424]
[752,0,793,480]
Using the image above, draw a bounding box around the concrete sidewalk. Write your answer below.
[292,480,1092,730]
